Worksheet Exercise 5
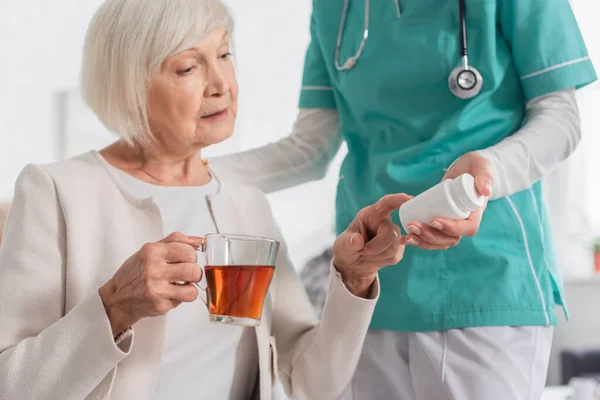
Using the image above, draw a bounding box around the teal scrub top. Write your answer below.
[299,0,597,332]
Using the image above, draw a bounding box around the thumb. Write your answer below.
[470,157,494,197]
[475,173,493,197]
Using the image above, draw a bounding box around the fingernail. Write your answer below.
[407,238,420,246]
[189,236,203,241]
[407,225,421,235]
[486,182,493,194]
[430,221,443,230]
[350,234,357,245]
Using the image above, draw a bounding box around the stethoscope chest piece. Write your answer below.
[448,65,483,99]
[448,0,483,99]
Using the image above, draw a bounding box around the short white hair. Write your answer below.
[81,0,234,145]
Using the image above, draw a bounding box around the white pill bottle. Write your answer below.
[398,173,486,233]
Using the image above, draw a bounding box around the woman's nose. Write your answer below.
[205,64,230,97]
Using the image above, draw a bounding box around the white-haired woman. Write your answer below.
[0,1,409,399]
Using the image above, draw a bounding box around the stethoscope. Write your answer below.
[334,0,483,99]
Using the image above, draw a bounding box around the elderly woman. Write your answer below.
[0,1,409,399]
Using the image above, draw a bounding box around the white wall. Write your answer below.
[0,0,106,200]
[573,0,600,236]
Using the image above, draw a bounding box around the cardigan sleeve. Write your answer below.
[257,191,378,399]
[0,164,133,400]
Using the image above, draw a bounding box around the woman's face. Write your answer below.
[146,27,237,153]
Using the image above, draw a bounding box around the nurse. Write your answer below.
[212,0,597,398]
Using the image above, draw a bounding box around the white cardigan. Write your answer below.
[0,151,378,400]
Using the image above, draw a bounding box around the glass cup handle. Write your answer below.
[191,281,208,309]
[193,242,208,309]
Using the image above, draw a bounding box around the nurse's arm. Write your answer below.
[478,88,580,200]
[209,108,342,193]
[409,89,579,245]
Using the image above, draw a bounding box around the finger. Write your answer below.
[415,242,450,251]
[161,242,198,263]
[368,194,414,222]
[470,157,494,196]
[150,299,180,315]
[362,242,402,261]
[159,231,204,248]
[335,230,365,256]
[403,233,450,250]
[403,234,420,247]
[362,220,401,255]
[162,262,203,283]
[406,222,461,247]
[361,246,405,265]
[167,283,199,303]
[430,209,483,237]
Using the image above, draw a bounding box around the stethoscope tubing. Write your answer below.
[334,0,483,98]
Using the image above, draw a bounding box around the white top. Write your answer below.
[209,89,580,201]
[110,167,258,400]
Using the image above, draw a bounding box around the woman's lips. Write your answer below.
[201,109,228,121]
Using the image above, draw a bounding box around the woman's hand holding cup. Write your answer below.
[99,232,204,336]
[333,194,411,298]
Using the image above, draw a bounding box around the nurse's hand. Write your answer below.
[404,152,494,250]
[333,194,410,298]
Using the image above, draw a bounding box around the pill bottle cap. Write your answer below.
[450,174,486,212]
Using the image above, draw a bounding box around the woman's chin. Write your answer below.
[200,129,235,148]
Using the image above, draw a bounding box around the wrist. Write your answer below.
[99,281,135,337]
[333,262,376,298]
[344,277,376,298]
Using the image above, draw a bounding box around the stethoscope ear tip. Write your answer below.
[344,58,357,70]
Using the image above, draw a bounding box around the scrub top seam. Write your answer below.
[527,188,551,279]
[376,308,553,317]
[301,85,334,91]
[393,0,401,18]
[504,197,550,326]
[520,56,590,80]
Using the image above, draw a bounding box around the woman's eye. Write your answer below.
[176,66,194,76]
[219,52,233,60]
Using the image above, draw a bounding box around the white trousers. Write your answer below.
[341,326,554,400]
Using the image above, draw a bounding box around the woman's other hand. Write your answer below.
[99,232,204,336]
[404,152,493,250]
[333,194,410,298]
